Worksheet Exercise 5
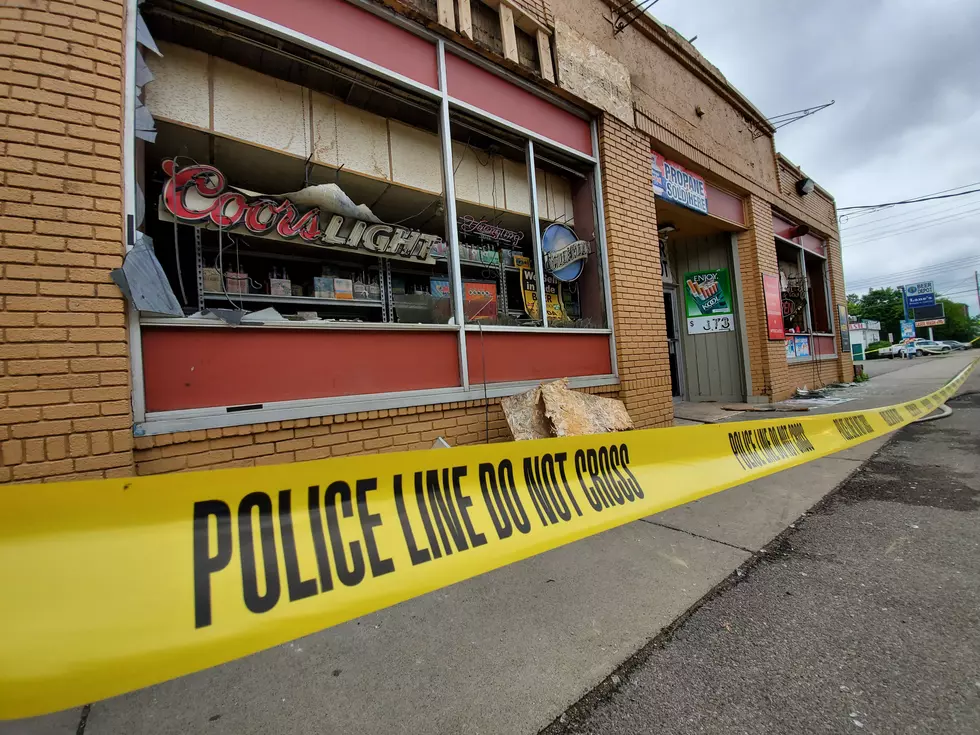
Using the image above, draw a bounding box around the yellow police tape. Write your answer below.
[0,359,976,719]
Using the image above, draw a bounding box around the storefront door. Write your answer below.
[663,290,683,398]
[673,233,746,402]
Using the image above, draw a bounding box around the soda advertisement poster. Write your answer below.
[683,268,735,334]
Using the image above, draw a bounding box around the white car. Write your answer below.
[882,342,916,359]
[912,339,951,356]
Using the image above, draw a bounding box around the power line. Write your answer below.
[844,255,980,291]
[840,195,980,233]
[844,202,980,241]
[939,288,980,299]
[846,253,980,278]
[846,265,980,291]
[838,181,980,212]
[837,181,980,225]
[842,207,980,248]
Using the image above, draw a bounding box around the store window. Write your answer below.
[445,114,606,329]
[804,251,831,333]
[776,240,806,334]
[143,25,452,327]
[533,146,607,328]
[134,2,613,424]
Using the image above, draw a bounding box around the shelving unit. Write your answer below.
[187,225,553,325]
[202,292,383,308]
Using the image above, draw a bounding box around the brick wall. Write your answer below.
[734,194,789,400]
[597,114,672,428]
[825,235,853,383]
[0,0,133,483]
[785,359,842,395]
[775,156,836,232]
[507,0,552,29]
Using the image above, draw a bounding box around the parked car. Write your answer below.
[912,339,951,356]
[940,340,970,351]
[882,341,916,359]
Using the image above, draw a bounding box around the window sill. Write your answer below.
[463,324,612,335]
[139,317,459,331]
[787,354,838,364]
[139,317,614,336]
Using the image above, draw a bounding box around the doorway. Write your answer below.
[663,289,683,398]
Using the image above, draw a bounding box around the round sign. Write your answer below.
[541,223,589,282]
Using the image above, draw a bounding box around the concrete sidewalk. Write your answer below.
[4,354,974,735]
[546,369,980,735]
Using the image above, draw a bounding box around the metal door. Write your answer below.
[674,234,746,402]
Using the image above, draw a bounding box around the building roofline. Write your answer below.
[604,2,775,136]
[777,152,837,203]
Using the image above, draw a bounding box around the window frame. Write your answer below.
[124,2,617,436]
[775,233,837,364]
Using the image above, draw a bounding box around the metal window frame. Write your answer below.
[125,1,619,436]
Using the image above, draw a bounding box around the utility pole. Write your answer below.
[975,271,979,320]
[898,285,911,343]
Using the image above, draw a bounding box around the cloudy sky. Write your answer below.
[651,0,980,317]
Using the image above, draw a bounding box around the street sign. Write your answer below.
[915,318,945,327]
[903,281,935,309]
[900,320,916,339]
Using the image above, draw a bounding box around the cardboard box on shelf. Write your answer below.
[334,278,354,300]
[313,277,335,299]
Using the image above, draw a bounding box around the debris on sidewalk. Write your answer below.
[501,378,633,440]
[500,386,553,440]
[721,403,809,413]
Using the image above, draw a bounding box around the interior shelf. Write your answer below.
[433,255,521,271]
[203,292,383,307]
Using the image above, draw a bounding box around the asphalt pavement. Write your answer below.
[545,370,980,735]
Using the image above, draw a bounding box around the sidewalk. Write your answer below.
[6,354,974,735]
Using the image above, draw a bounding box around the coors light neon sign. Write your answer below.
[159,159,441,263]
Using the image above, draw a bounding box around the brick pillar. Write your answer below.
[735,194,788,401]
[0,0,134,483]
[598,114,672,428]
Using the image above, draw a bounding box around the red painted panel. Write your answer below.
[143,328,459,411]
[762,273,784,340]
[814,335,836,356]
[446,54,592,155]
[801,233,826,257]
[465,331,612,384]
[772,213,798,240]
[706,183,745,225]
[218,0,437,88]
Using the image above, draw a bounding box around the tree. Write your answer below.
[853,287,905,342]
[846,293,862,316]
[931,298,980,342]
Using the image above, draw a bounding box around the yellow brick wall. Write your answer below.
[784,359,844,397]
[0,0,133,483]
[597,114,673,429]
[735,194,789,399]
[507,0,553,29]
[775,156,836,233]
